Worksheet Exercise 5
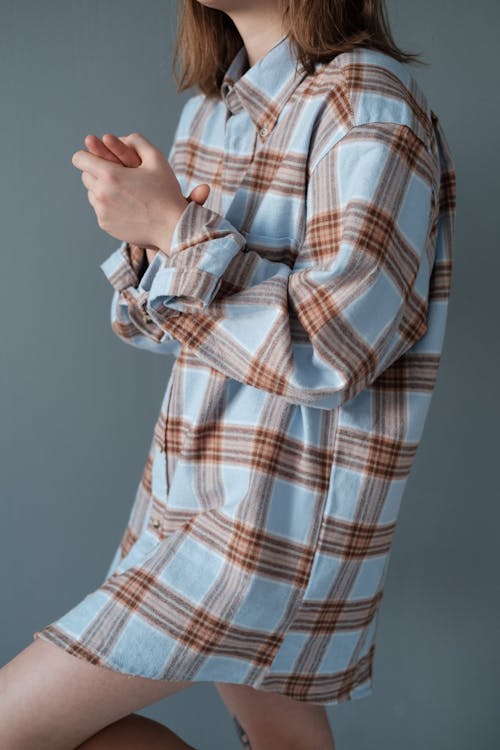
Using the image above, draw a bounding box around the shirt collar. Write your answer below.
[219,33,309,140]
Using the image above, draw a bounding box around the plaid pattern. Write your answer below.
[33,34,456,705]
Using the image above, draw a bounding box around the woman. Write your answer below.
[0,0,456,748]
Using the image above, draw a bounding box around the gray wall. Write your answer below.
[1,1,497,748]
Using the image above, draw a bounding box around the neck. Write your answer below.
[225,5,286,67]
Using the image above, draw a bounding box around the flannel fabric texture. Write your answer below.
[34,33,456,705]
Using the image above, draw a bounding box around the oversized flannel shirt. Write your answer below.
[34,34,456,705]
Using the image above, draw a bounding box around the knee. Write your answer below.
[76,714,182,748]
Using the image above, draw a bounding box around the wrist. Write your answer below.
[145,247,157,264]
[156,197,189,255]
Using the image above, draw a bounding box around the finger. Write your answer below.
[84,134,123,165]
[81,170,98,191]
[118,132,159,167]
[71,149,119,179]
[87,189,97,209]
[102,133,142,168]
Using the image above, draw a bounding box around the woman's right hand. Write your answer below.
[83,133,211,263]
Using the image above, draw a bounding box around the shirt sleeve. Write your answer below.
[111,121,437,407]
[97,123,185,356]
[99,240,182,355]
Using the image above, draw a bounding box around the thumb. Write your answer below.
[118,132,159,167]
[188,183,211,205]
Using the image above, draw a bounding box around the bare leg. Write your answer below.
[0,637,195,750]
[215,682,336,750]
[75,713,196,749]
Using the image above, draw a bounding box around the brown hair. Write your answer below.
[171,0,426,99]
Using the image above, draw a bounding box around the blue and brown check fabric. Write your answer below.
[33,35,456,705]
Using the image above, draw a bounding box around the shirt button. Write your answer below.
[152,518,161,528]
[259,126,269,138]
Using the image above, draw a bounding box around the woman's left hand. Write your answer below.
[72,132,188,254]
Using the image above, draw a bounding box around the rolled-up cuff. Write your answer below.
[100,241,147,292]
[147,200,246,313]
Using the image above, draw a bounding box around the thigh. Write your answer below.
[214,682,335,750]
[0,637,194,750]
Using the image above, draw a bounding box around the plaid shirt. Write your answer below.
[34,34,456,705]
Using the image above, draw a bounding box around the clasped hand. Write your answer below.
[71,132,210,256]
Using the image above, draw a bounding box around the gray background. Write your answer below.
[1,1,497,748]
